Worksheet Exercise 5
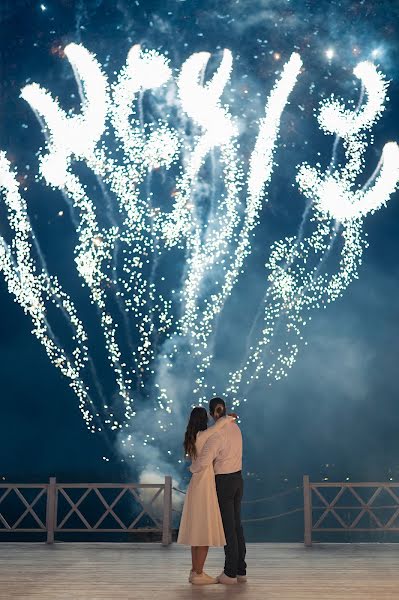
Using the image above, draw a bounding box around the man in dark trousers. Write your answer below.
[190,397,247,585]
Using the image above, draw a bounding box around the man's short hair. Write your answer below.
[209,397,226,416]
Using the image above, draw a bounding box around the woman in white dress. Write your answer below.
[177,406,236,585]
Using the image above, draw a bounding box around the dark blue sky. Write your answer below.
[1,0,399,516]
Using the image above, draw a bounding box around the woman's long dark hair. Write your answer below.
[183,407,208,460]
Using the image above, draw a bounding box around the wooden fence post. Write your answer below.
[162,476,172,546]
[303,475,312,547]
[46,477,57,544]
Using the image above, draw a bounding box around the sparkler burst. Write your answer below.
[0,42,397,460]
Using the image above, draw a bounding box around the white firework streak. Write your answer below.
[240,82,370,384]
[227,61,399,401]
[109,45,179,387]
[0,152,104,430]
[21,45,136,429]
[0,43,397,453]
[178,53,303,402]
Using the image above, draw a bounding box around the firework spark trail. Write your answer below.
[2,103,110,415]
[200,53,303,326]
[227,61,399,402]
[242,195,312,361]
[69,47,127,233]
[108,45,181,402]
[0,153,108,432]
[137,87,170,374]
[0,41,398,457]
[296,82,369,282]
[71,10,132,401]
[177,54,302,392]
[362,151,385,191]
[32,112,81,231]
[164,49,240,335]
[242,83,367,363]
[30,97,119,410]
[22,44,136,428]
[328,83,365,173]
[244,218,339,395]
[148,50,243,407]
[146,69,226,409]
[188,53,303,402]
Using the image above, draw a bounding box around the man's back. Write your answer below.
[213,421,242,475]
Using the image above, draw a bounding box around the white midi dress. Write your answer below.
[177,416,234,547]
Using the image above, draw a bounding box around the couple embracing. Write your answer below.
[177,397,247,585]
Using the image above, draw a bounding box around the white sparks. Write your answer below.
[325,48,334,60]
[0,43,397,452]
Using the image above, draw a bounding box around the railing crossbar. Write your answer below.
[12,488,46,530]
[92,487,128,530]
[314,527,399,532]
[128,486,163,530]
[310,482,399,488]
[304,476,399,547]
[0,487,12,530]
[54,527,162,533]
[348,487,383,529]
[0,487,11,505]
[312,504,399,510]
[57,487,93,530]
[313,486,347,529]
[0,484,48,489]
[54,483,163,489]
[0,478,173,544]
[386,486,399,504]
[0,511,11,530]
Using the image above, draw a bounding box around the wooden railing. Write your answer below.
[303,475,399,546]
[0,476,173,545]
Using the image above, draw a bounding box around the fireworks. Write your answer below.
[0,42,397,455]
[325,48,335,60]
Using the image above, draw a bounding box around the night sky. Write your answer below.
[1,0,399,539]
